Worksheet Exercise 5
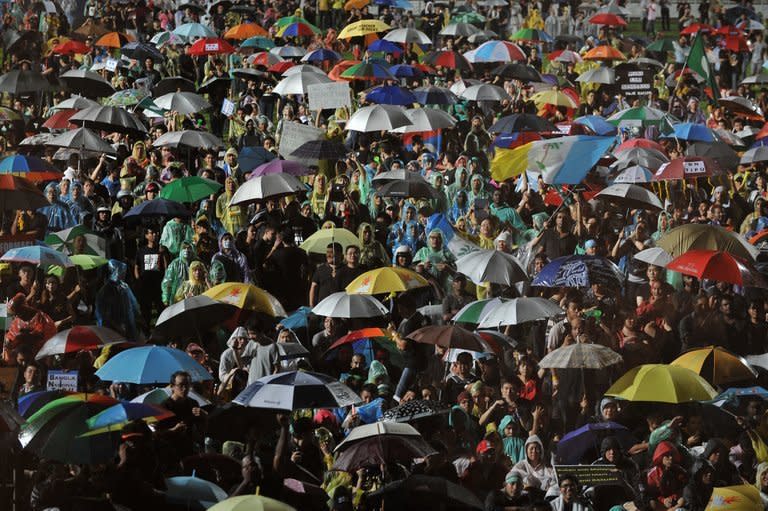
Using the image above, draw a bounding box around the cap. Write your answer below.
[395,245,411,255]
[117,190,134,199]
[97,206,110,213]
[145,182,159,193]
[584,239,597,249]
[476,439,494,454]
[185,342,205,354]
[505,470,523,485]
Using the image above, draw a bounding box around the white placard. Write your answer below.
[278,121,324,165]
[105,58,119,72]
[683,160,706,175]
[221,98,235,116]
[307,82,351,111]
[47,370,78,391]
[204,43,219,52]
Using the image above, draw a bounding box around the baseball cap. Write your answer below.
[585,239,597,249]
[476,439,494,454]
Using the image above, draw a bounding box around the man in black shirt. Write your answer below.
[159,371,207,461]
[336,245,365,290]
[264,230,310,311]
[134,226,167,331]
[309,242,344,307]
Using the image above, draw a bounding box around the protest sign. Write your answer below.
[308,82,351,111]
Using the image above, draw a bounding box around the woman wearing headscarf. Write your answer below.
[131,141,149,168]
[498,414,526,464]
[212,232,251,283]
[756,462,768,508]
[174,260,210,302]
[95,260,141,340]
[39,182,76,233]
[215,177,248,235]
[414,229,455,290]
[447,166,470,205]
[357,222,389,270]
[512,435,558,497]
[310,174,330,219]
[208,259,227,286]
[161,241,196,306]
[430,173,449,213]
[449,190,471,224]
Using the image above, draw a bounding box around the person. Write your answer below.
[134,225,167,328]
[247,320,280,384]
[309,242,344,307]
[682,460,715,511]
[173,260,210,302]
[512,435,558,497]
[442,274,474,324]
[95,260,141,340]
[550,474,592,511]
[646,441,688,511]
[158,370,208,460]
[211,232,251,284]
[161,242,196,306]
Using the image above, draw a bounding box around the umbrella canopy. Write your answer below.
[291,139,348,160]
[740,146,768,164]
[460,83,511,101]
[557,422,636,464]
[86,402,173,431]
[408,325,490,352]
[411,86,459,105]
[153,130,224,149]
[1,245,72,268]
[121,41,164,61]
[531,89,578,108]
[366,85,417,105]
[576,67,616,84]
[467,40,526,63]
[605,364,717,403]
[477,297,563,328]
[656,224,759,260]
[69,105,147,134]
[59,69,115,97]
[492,63,543,82]
[392,108,456,133]
[613,166,651,185]
[346,104,412,132]
[706,486,763,511]
[166,475,229,510]
[300,228,360,254]
[203,282,286,317]
[634,247,674,267]
[333,422,436,471]
[273,72,332,96]
[338,19,391,38]
[188,37,236,56]
[532,255,624,288]
[662,122,717,142]
[672,346,758,385]
[440,22,480,37]
[380,399,451,423]
[346,267,429,294]
[270,45,307,58]
[539,343,623,369]
[95,346,213,384]
[224,22,268,39]
[154,296,239,339]
[123,198,191,220]
[154,91,211,114]
[249,160,311,177]
[173,22,217,39]
[0,155,62,181]
[424,50,473,72]
[489,113,556,133]
[301,49,341,63]
[234,370,361,410]
[375,172,440,200]
[595,183,663,210]
[0,69,51,94]
[52,39,90,55]
[95,31,134,48]
[369,475,483,510]
[230,173,306,205]
[666,250,767,288]
[452,298,509,324]
[589,12,627,25]
[384,28,432,44]
[46,127,117,154]
[0,175,49,210]
[160,176,222,203]
[35,326,128,360]
[583,45,627,61]
[208,496,296,511]
[686,142,740,170]
[608,106,673,126]
[510,28,553,42]
[312,292,388,318]
[42,109,78,130]
[455,249,527,286]
[132,387,211,407]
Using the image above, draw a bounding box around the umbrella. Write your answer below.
[384,27,432,45]
[389,64,425,78]
[46,127,117,155]
[411,86,459,105]
[0,175,49,210]
[121,41,164,61]
[59,69,115,97]
[0,155,62,182]
[247,52,284,67]
[123,198,191,220]
[69,106,146,134]
[324,328,402,365]
[341,62,396,81]
[0,107,23,122]
[595,183,663,210]
[706,485,763,511]
[188,37,236,56]
[95,31,134,48]
[312,292,388,318]
[460,84,511,102]
[666,250,767,288]
[584,45,627,61]
[489,113,556,133]
[557,422,636,464]
[301,49,341,63]
[439,22,480,37]
[86,402,173,431]
[662,122,717,142]
[273,72,332,96]
[346,267,429,294]
[291,139,348,160]
[380,400,451,423]
[74,19,110,37]
[740,146,768,164]
[95,345,213,384]
[154,296,239,340]
[551,49,584,63]
[589,12,627,25]
[369,39,403,54]
[197,76,233,94]
[277,342,310,363]
[270,45,307,58]
[240,36,275,50]
[452,298,509,324]
[652,157,722,181]
[477,297,563,328]
[672,346,758,385]
[392,108,456,133]
[539,343,623,369]
[208,496,296,511]
[42,109,78,130]
[54,96,100,111]
[234,370,360,410]
[35,326,127,360]
[66,254,109,270]
[277,20,322,38]
[229,173,306,205]
[166,475,228,510]
[333,422,436,471]
[52,39,90,55]
[719,96,764,121]
[455,249,527,286]
[510,27,553,42]
[154,91,211,115]
[531,89,578,108]
[153,130,224,149]
[346,104,412,132]
[686,142,740,170]
[574,115,618,136]
[203,282,286,317]
[375,173,440,199]
[408,325,490,352]
[634,247,674,267]
[132,387,211,407]
[0,69,51,94]
[300,228,360,254]
[612,149,669,171]
[605,364,717,403]
[532,255,624,288]
[656,224,759,260]
[160,176,222,203]
[338,19,391,38]
[366,85,417,105]
[576,67,616,84]
[424,50,473,72]
[1,245,72,268]
[45,225,105,256]
[608,106,674,126]
[370,475,483,510]
[466,41,526,63]
[173,22,217,39]
[224,23,268,39]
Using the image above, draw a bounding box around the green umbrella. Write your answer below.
[646,38,676,53]
[607,106,677,129]
[45,225,106,257]
[451,12,486,24]
[104,88,149,107]
[48,254,108,277]
[451,297,510,324]
[160,176,222,203]
[510,28,552,42]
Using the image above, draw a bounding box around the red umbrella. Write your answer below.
[329,59,361,81]
[249,51,284,68]
[681,23,713,35]
[268,61,295,74]
[589,13,627,26]
[652,156,722,181]
[755,122,768,140]
[424,50,473,72]
[35,326,131,360]
[666,250,768,288]
[52,40,90,55]
[722,35,749,52]
[188,37,235,56]
[715,25,743,36]
[43,109,78,130]
[616,139,667,154]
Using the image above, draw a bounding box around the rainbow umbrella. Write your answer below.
[86,402,173,430]
[341,62,395,81]
[510,28,553,42]
[324,328,404,367]
[0,155,62,181]
[277,20,322,37]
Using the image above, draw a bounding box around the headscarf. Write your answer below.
[310,175,329,217]
[357,222,388,269]
[499,415,525,464]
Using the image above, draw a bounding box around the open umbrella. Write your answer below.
[346,104,412,132]
[173,22,217,39]
[188,37,236,56]
[154,296,239,340]
[270,45,307,58]
[0,155,62,182]
[1,245,72,268]
[234,370,360,410]
[595,183,663,210]
[324,328,402,367]
[333,422,436,471]
[312,292,388,318]
[249,160,311,178]
[35,326,127,360]
[166,475,228,510]
[384,27,432,45]
[557,422,635,464]
[380,400,451,423]
[95,345,213,384]
[666,250,767,288]
[208,496,296,511]
[95,31,134,48]
[224,23,268,39]
[605,364,717,403]
[408,325,491,352]
[338,19,391,39]
[123,198,191,220]
[203,282,286,317]
[392,108,457,133]
[290,139,348,161]
[656,224,759,260]
[153,130,224,149]
[440,22,480,37]
[0,175,49,210]
[154,91,211,114]
[686,142,740,170]
[85,402,173,431]
[47,127,117,154]
[634,247,673,267]
[0,69,51,94]
[369,475,483,510]
[489,113,556,133]
[160,176,222,203]
[491,63,543,82]
[455,249,527,286]
[346,267,429,294]
[121,41,164,61]
[375,172,440,199]
[132,387,211,407]
[532,255,624,288]
[460,84,511,101]
[300,228,360,254]
[273,71,332,96]
[452,298,509,324]
[42,109,78,130]
[59,69,115,97]
[672,346,758,385]
[706,485,763,511]
[69,105,147,134]
[411,86,459,105]
[583,45,627,61]
[539,343,623,369]
[477,297,563,328]
[467,40,526,63]
[230,173,306,205]
[366,85,417,106]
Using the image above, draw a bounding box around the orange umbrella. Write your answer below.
[583,45,626,61]
[95,32,135,48]
[329,59,361,81]
[344,0,369,10]
[52,40,90,55]
[755,122,768,140]
[224,23,269,40]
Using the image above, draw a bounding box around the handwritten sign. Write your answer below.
[308,82,351,111]
[615,68,654,97]
[221,98,235,116]
[47,370,79,392]
[105,58,119,72]
[554,464,621,486]
[205,43,220,52]
[683,159,707,175]
[278,121,324,165]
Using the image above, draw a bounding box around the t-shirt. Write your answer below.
[311,264,343,304]
[248,342,279,384]
[136,245,163,277]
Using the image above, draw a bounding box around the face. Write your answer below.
[171,375,191,398]
[662,454,673,468]
[526,442,541,462]
[45,278,58,293]
[193,265,205,280]
[345,246,359,266]
[560,479,577,502]
[24,365,38,384]
[351,355,365,369]
[602,403,618,421]
[459,397,473,413]
[428,233,441,248]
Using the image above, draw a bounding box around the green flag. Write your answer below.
[683,32,719,100]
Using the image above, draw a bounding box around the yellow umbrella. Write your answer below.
[208,495,296,511]
[672,346,757,386]
[657,224,759,261]
[531,89,578,108]
[604,364,717,403]
[344,0,370,10]
[299,227,360,254]
[338,19,391,39]
[203,283,286,317]
[706,485,763,511]
[346,267,429,295]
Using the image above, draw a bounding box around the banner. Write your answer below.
[615,68,654,97]
[278,121,324,166]
[554,464,621,486]
[47,370,79,391]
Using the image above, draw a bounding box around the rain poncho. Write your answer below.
[467,174,490,203]
[414,229,455,285]
[160,218,194,258]
[429,174,449,213]
[447,167,470,205]
[161,243,196,305]
[211,233,251,283]
[218,326,258,380]
[512,435,558,496]
[215,177,248,235]
[95,260,141,341]
[367,360,389,385]
[357,223,389,269]
[755,462,768,508]
[64,183,91,223]
[499,415,525,464]
[310,175,330,217]
[449,190,470,224]
[38,182,77,233]
[174,260,210,302]
[209,259,227,286]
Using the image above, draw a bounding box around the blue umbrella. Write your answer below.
[123,198,191,219]
[369,40,403,54]
[374,0,414,8]
[389,64,423,78]
[301,48,342,62]
[573,115,617,136]
[412,86,458,105]
[279,306,312,330]
[239,146,277,172]
[532,255,624,288]
[365,85,417,105]
[1,245,73,268]
[661,122,716,142]
[95,346,213,384]
[240,36,275,50]
[18,390,74,418]
[172,22,217,39]
[86,402,172,429]
[165,475,228,510]
[556,421,636,464]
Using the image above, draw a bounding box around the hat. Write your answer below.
[476,439,494,454]
[97,206,111,213]
[600,397,617,410]
[585,239,597,249]
[145,182,159,193]
[225,147,238,157]
[117,190,134,199]
[395,245,412,255]
[313,409,338,426]
[505,470,523,485]
[457,391,472,404]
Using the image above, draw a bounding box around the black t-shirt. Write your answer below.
[160,396,198,427]
[336,265,365,290]
[312,264,343,304]
[135,244,163,278]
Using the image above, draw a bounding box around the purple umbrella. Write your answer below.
[249,159,312,177]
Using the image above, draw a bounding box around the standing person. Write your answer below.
[159,371,207,460]
[309,243,344,307]
[134,226,168,330]
[246,320,280,384]
[646,0,658,36]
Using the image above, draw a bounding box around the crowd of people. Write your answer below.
[1,0,768,509]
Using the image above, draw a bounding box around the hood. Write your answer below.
[691,459,714,484]
[227,327,248,349]
[107,259,127,282]
[755,462,768,489]
[652,440,681,467]
[498,415,514,434]
[524,434,544,461]
[600,436,622,458]
[357,222,373,245]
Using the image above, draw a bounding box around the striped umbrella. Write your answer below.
[277,20,322,37]
[341,62,395,81]
[539,343,623,369]
[234,371,361,411]
[0,155,62,181]
[510,28,553,42]
[467,40,526,63]
[452,298,509,324]
[35,326,128,360]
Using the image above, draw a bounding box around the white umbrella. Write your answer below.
[613,165,653,184]
[234,370,361,411]
[154,91,211,115]
[539,342,623,369]
[460,83,511,102]
[576,67,616,84]
[392,108,456,133]
[456,249,527,286]
[282,64,327,76]
[740,146,768,164]
[230,172,306,205]
[312,292,388,318]
[439,22,480,37]
[633,247,673,267]
[132,386,211,406]
[270,45,307,58]
[384,28,432,45]
[595,183,664,211]
[345,104,412,132]
[52,95,100,110]
[449,78,482,95]
[478,297,563,328]
[277,342,310,361]
[152,130,223,149]
[273,72,332,96]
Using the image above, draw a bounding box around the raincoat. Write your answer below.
[512,435,558,496]
[39,182,77,233]
[218,326,258,380]
[160,218,194,258]
[174,260,210,302]
[357,223,389,269]
[646,441,688,505]
[467,174,490,203]
[211,233,251,283]
[215,177,248,235]
[95,260,141,341]
[498,414,525,464]
[414,229,455,287]
[161,243,196,305]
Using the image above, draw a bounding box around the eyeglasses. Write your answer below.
[174,381,190,388]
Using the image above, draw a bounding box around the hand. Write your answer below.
[686,434,701,446]
[290,450,303,463]
[319,440,332,457]
[276,413,290,428]
[191,407,207,417]
[532,405,544,421]
[170,421,187,432]
[663,497,674,508]
[493,399,505,409]
[671,415,684,428]
[563,334,574,346]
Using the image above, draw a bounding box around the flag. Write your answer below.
[490,135,614,184]
[425,213,481,259]
[683,32,719,100]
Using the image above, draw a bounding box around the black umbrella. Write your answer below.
[121,41,164,61]
[370,475,483,510]
[208,0,233,13]
[412,86,459,105]
[177,2,206,13]
[69,105,147,134]
[123,198,191,220]
[229,4,257,14]
[290,139,348,160]
[232,68,270,81]
[380,399,451,423]
[197,76,232,94]
[686,141,740,171]
[375,172,441,200]
[153,296,239,340]
[59,70,115,98]
[205,403,269,441]
[0,69,51,94]
[491,63,543,82]
[153,76,196,96]
[47,128,117,155]
[489,113,557,133]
